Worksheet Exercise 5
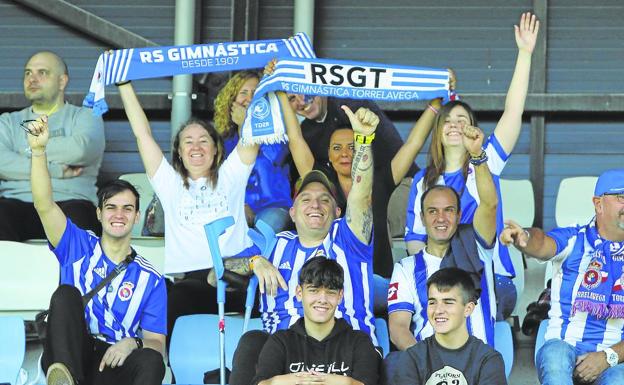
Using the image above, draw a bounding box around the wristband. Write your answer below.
[469,150,488,166]
[115,80,131,86]
[30,149,46,157]
[134,337,143,349]
[354,132,375,145]
[427,104,439,114]
[249,255,262,271]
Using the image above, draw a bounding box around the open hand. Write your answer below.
[515,12,539,54]
[99,338,135,371]
[252,256,288,297]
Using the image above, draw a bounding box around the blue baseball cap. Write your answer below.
[594,169,624,196]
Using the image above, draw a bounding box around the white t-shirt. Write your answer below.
[150,149,254,273]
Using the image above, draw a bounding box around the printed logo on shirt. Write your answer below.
[279,261,292,270]
[582,260,608,290]
[388,282,399,301]
[93,266,107,279]
[425,366,468,385]
[117,281,135,301]
[289,361,350,375]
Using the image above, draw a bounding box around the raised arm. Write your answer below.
[464,125,498,245]
[118,82,164,178]
[344,107,377,244]
[390,98,439,184]
[494,12,539,154]
[27,116,67,247]
[276,92,314,175]
[499,220,557,261]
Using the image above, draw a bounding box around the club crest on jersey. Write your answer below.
[118,282,134,301]
[388,282,399,301]
[613,267,624,292]
[582,260,608,290]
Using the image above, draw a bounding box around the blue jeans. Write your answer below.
[537,339,624,384]
[256,207,291,233]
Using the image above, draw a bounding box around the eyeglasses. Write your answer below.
[603,193,624,203]
[20,119,40,136]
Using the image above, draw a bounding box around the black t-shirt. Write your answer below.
[392,335,507,385]
[313,161,397,278]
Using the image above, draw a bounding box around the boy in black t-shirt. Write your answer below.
[252,257,380,385]
[390,268,507,385]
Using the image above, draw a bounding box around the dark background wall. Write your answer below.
[0,0,622,231]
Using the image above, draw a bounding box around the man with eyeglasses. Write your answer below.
[0,51,104,240]
[501,168,624,385]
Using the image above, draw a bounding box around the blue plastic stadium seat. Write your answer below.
[169,314,263,384]
[534,319,548,365]
[374,318,390,358]
[0,316,26,385]
[494,321,514,379]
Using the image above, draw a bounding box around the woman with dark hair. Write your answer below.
[213,70,292,232]
[118,81,261,345]
[404,12,540,319]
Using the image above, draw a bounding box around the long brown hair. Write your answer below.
[423,100,478,191]
[171,118,224,189]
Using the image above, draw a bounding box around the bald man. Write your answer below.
[0,51,105,240]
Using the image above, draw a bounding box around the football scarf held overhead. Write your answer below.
[82,33,315,116]
[241,57,451,145]
[573,219,624,319]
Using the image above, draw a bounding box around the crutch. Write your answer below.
[204,216,234,385]
[243,219,277,332]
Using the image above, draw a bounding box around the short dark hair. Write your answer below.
[426,267,478,305]
[420,184,462,213]
[97,179,140,211]
[298,257,344,291]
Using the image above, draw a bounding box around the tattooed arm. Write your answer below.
[207,256,287,296]
[342,106,378,244]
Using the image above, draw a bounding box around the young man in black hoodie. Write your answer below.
[390,267,506,385]
[252,257,380,385]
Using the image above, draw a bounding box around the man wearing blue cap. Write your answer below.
[500,169,624,385]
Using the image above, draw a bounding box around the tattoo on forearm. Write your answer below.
[224,257,252,275]
[361,207,373,241]
[351,144,373,181]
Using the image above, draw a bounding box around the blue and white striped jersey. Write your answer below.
[259,218,377,345]
[54,219,167,343]
[404,134,515,278]
[545,222,624,354]
[387,234,497,346]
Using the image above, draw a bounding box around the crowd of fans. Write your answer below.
[3,10,624,385]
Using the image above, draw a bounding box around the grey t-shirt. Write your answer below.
[392,335,507,385]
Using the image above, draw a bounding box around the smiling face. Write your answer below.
[290,182,340,240]
[427,284,474,336]
[421,188,461,245]
[328,128,354,178]
[177,123,217,180]
[97,189,139,240]
[287,94,327,120]
[235,77,259,108]
[594,193,624,240]
[297,283,343,324]
[441,105,471,147]
[23,52,67,106]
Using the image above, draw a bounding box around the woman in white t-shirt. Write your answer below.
[118,82,261,347]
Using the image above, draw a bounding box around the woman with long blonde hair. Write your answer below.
[214,70,292,232]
